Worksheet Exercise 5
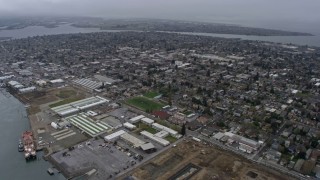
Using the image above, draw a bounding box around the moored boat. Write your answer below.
[22,131,37,161]
[18,140,24,152]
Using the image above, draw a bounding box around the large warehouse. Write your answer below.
[51,96,109,116]
[120,133,145,148]
[65,113,111,137]
[73,78,103,92]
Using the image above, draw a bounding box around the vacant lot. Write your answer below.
[126,96,165,111]
[49,97,83,108]
[56,89,77,99]
[19,87,85,107]
[121,140,293,180]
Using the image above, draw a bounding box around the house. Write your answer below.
[300,160,316,175]
[213,132,225,141]
[294,159,305,172]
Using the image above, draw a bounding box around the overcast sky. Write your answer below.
[0,0,319,32]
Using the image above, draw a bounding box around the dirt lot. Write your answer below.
[120,139,293,180]
[19,86,87,113]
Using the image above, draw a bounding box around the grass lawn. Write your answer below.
[126,96,165,111]
[165,135,177,143]
[137,122,158,134]
[56,90,76,99]
[144,91,160,98]
[49,97,82,108]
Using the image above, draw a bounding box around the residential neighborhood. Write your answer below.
[1,31,320,179]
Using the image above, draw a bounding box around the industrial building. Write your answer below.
[224,132,261,153]
[65,113,111,137]
[152,123,178,136]
[8,80,24,89]
[154,130,169,138]
[73,78,102,92]
[140,131,170,146]
[141,117,154,125]
[129,115,145,123]
[35,80,47,87]
[123,122,136,130]
[94,75,117,85]
[49,79,64,84]
[140,142,157,153]
[104,130,127,142]
[18,86,36,93]
[120,133,145,148]
[51,96,109,116]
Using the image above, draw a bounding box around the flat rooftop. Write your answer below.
[51,96,109,116]
[65,113,111,137]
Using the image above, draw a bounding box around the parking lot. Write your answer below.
[50,139,140,179]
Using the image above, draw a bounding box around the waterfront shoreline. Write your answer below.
[0,24,319,47]
[0,89,64,179]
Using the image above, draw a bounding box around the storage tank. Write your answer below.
[51,122,59,129]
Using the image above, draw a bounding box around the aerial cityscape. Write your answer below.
[0,0,320,180]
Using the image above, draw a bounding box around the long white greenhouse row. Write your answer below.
[65,113,110,137]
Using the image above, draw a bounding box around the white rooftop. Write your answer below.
[120,133,145,148]
[152,123,178,135]
[140,131,170,146]
[104,130,126,141]
[51,96,109,116]
[141,117,154,124]
[129,115,145,123]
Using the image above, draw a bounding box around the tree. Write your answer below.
[311,140,319,148]
[181,123,186,136]
[296,151,306,159]
[206,70,211,77]
[270,87,275,94]
[217,121,225,127]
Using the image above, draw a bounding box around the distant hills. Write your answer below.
[0,17,313,36]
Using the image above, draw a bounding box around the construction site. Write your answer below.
[120,138,294,180]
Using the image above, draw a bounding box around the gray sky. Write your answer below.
[1,0,320,32]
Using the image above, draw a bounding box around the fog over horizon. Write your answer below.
[0,0,320,33]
